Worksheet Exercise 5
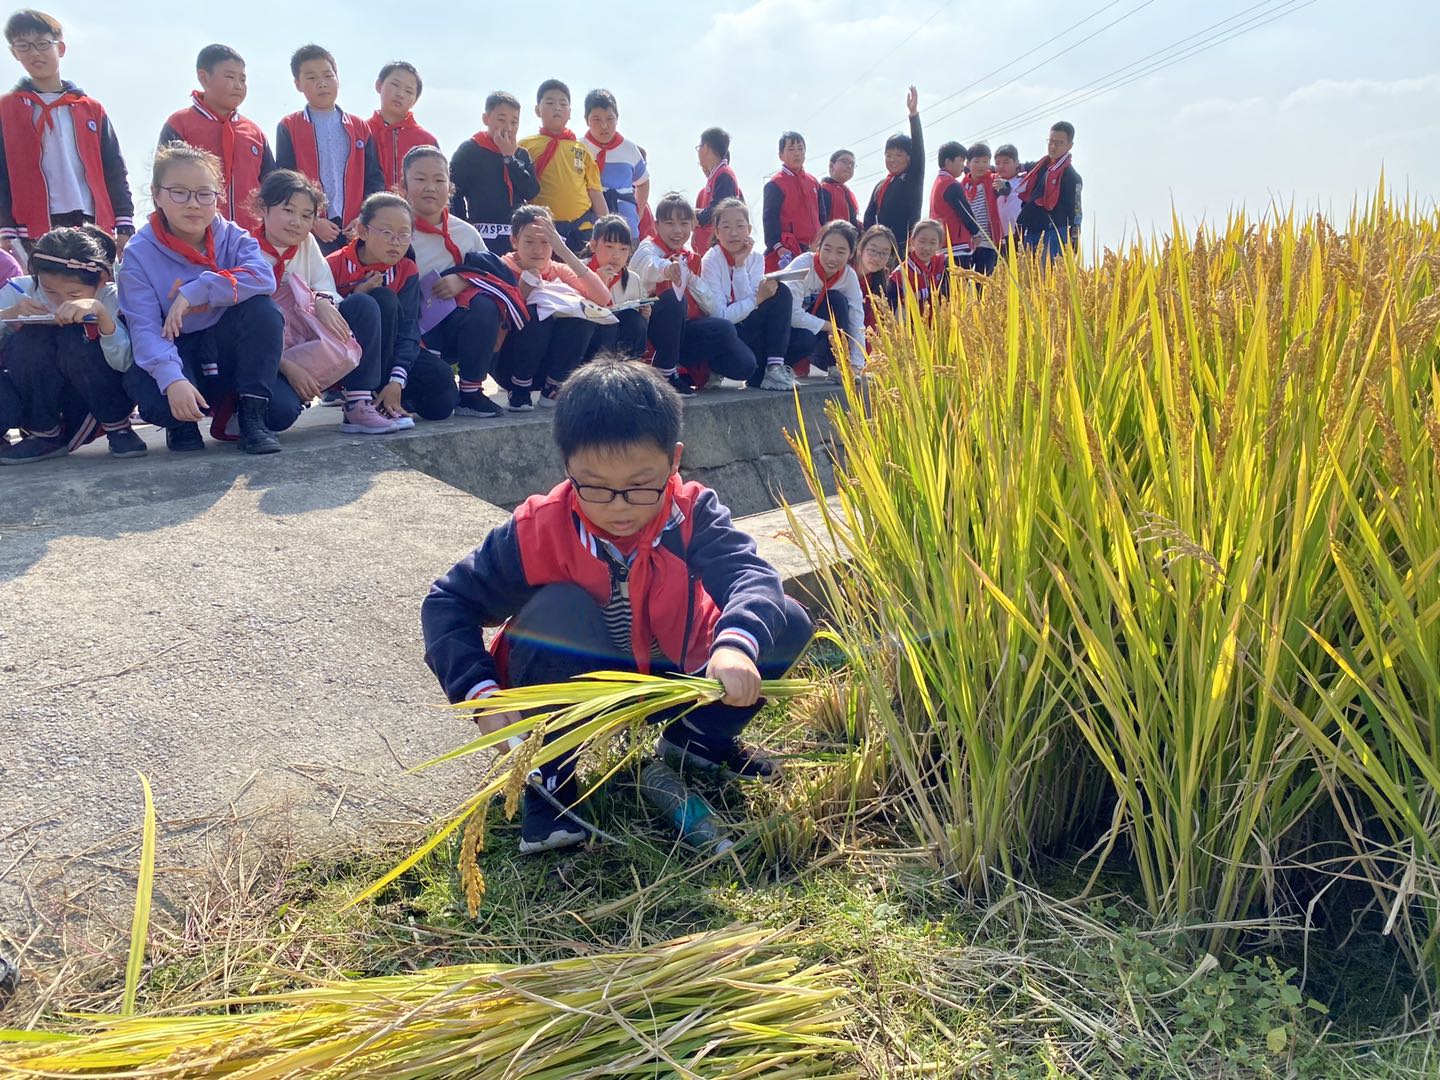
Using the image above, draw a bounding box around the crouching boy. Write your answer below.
[421,358,813,851]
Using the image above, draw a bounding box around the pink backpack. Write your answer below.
[274,272,361,388]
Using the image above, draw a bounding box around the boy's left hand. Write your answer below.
[708,646,761,708]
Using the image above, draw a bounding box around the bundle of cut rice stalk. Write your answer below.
[357,671,816,911]
[0,926,856,1078]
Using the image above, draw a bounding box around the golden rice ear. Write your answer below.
[458,810,487,919]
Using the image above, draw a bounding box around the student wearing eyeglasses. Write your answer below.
[117,143,294,456]
[0,9,135,258]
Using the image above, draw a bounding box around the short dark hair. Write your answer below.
[884,132,913,159]
[252,168,326,218]
[654,192,695,223]
[30,225,113,287]
[290,44,336,79]
[536,78,570,104]
[816,219,858,257]
[485,91,521,113]
[197,44,243,73]
[378,61,423,100]
[710,196,749,228]
[152,141,222,192]
[590,213,633,248]
[510,203,553,234]
[938,141,966,168]
[401,144,447,182]
[855,224,898,272]
[584,88,618,116]
[994,143,1019,162]
[829,148,855,166]
[699,127,730,160]
[778,131,805,154]
[1051,121,1075,141]
[4,9,60,42]
[357,192,412,227]
[967,141,992,160]
[554,356,682,460]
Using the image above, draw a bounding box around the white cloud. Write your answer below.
[1176,96,1264,121]
[1281,73,1440,110]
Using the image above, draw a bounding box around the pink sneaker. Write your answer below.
[340,400,397,434]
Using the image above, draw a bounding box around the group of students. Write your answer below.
[0,7,1084,465]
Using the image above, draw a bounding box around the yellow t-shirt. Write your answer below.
[520,132,600,222]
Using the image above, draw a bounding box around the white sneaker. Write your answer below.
[705,371,727,390]
[759,364,797,391]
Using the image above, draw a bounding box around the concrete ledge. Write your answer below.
[736,497,846,616]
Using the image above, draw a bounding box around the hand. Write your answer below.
[314,296,350,340]
[536,215,567,256]
[474,707,524,737]
[707,646,762,708]
[492,126,518,157]
[313,217,341,243]
[162,292,193,341]
[906,84,919,116]
[116,231,131,257]
[756,277,778,303]
[374,381,408,418]
[164,379,208,422]
[662,259,684,284]
[54,297,114,333]
[354,271,385,295]
[736,236,754,261]
[431,274,467,300]
[279,357,323,402]
[777,248,794,269]
[343,219,360,241]
[4,296,50,319]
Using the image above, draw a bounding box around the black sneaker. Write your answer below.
[519,781,590,854]
[0,434,69,465]
[320,388,344,407]
[666,371,696,397]
[165,422,205,453]
[657,735,782,783]
[455,390,503,418]
[105,428,148,458]
[507,389,534,413]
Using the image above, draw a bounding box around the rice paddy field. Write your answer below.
[3,193,1439,1076]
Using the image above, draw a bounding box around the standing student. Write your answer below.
[497,204,609,410]
[369,61,437,192]
[520,80,606,254]
[820,148,859,228]
[692,127,740,253]
[275,44,385,254]
[761,131,822,273]
[960,142,1001,276]
[327,193,459,423]
[862,85,924,247]
[403,145,508,419]
[630,192,755,396]
[119,144,294,455]
[0,225,142,463]
[887,218,945,313]
[581,89,649,241]
[854,223,897,331]
[992,143,1024,251]
[784,220,866,380]
[159,44,274,235]
[450,91,539,256]
[1015,122,1082,259]
[585,213,649,361]
[0,9,134,255]
[929,141,979,266]
[701,197,794,391]
[252,169,395,434]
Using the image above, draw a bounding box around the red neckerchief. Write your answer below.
[892,254,942,299]
[192,91,237,201]
[14,85,79,134]
[652,234,699,276]
[572,473,681,673]
[371,109,417,132]
[1015,153,1071,212]
[470,131,515,204]
[585,131,623,173]
[721,244,746,303]
[414,210,464,266]
[147,211,253,302]
[810,259,846,314]
[587,256,622,292]
[256,233,298,290]
[533,127,576,178]
[874,171,899,211]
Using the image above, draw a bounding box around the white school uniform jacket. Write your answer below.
[699,245,766,323]
[595,264,647,306]
[997,177,1023,238]
[271,234,339,297]
[782,253,866,369]
[628,237,720,316]
[410,214,486,279]
[1,275,131,371]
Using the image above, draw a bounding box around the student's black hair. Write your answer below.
[710,196,749,225]
[536,78,570,104]
[654,192,695,223]
[357,192,413,227]
[553,356,682,460]
[1051,121,1075,141]
[197,43,243,73]
[829,148,855,166]
[884,133,914,159]
[251,168,326,219]
[777,130,805,154]
[816,219,859,257]
[937,141,966,169]
[485,90,521,113]
[289,44,336,79]
[401,144,448,181]
[584,88,618,116]
[151,141,222,192]
[854,224,899,275]
[994,143,1019,162]
[967,141,992,160]
[588,214,633,288]
[699,127,730,161]
[909,218,945,246]
[30,225,113,287]
[3,8,60,42]
[377,60,423,100]
[510,202,553,233]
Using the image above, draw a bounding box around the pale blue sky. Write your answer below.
[30,0,1440,249]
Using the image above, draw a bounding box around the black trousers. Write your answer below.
[647,292,756,381]
[366,286,459,420]
[505,583,814,783]
[334,293,383,392]
[586,307,648,361]
[0,368,21,432]
[966,247,998,275]
[4,324,133,430]
[497,306,597,389]
[422,301,501,385]
[786,290,852,370]
[123,295,302,432]
[737,290,795,387]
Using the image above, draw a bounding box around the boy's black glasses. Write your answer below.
[567,477,666,506]
[11,39,58,53]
